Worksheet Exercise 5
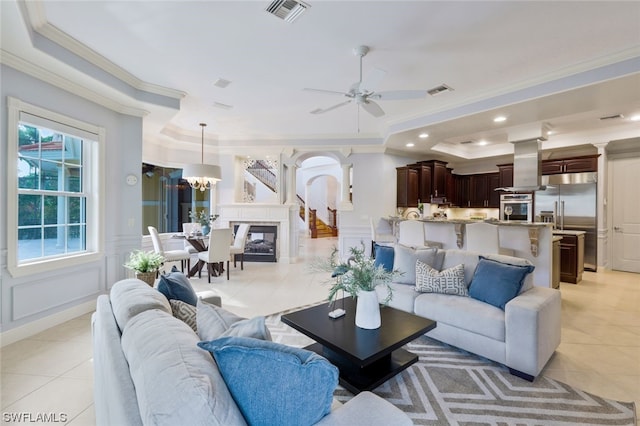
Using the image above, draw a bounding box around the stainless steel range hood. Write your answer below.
[495,126,548,192]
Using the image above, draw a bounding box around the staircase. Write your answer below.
[299,205,338,239]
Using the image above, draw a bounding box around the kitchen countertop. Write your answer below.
[552,230,586,236]
[415,218,554,227]
[552,236,563,242]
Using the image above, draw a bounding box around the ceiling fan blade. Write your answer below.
[361,99,385,118]
[303,88,348,96]
[374,90,428,101]
[360,68,386,93]
[310,100,352,114]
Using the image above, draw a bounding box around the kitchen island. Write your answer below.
[389,218,555,288]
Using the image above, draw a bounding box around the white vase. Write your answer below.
[355,289,381,329]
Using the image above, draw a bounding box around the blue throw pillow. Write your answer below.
[157,266,198,306]
[373,243,395,272]
[468,257,534,310]
[198,336,338,426]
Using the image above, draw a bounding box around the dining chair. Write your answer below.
[198,228,232,282]
[370,217,395,256]
[148,226,191,273]
[465,222,514,256]
[230,223,251,270]
[397,219,426,248]
[182,222,202,252]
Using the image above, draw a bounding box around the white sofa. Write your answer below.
[92,279,412,426]
[375,245,561,380]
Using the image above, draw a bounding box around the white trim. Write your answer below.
[1,50,149,118]
[0,299,96,347]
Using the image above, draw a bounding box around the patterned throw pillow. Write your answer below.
[170,299,197,332]
[415,260,468,296]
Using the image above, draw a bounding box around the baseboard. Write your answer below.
[0,299,97,347]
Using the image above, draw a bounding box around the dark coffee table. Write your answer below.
[281,297,436,394]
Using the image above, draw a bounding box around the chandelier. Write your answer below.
[182,123,221,191]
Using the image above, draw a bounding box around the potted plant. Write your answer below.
[188,210,219,235]
[124,250,165,287]
[319,243,399,329]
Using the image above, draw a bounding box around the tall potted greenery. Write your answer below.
[320,243,399,329]
[124,250,165,287]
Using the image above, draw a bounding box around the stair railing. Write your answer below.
[327,207,338,237]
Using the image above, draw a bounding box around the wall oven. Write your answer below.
[500,193,533,222]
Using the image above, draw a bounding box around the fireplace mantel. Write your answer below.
[217,204,299,263]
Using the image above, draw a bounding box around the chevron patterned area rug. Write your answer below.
[265,311,637,426]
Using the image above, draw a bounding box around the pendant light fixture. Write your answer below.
[182,123,221,191]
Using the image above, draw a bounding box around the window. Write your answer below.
[7,97,104,277]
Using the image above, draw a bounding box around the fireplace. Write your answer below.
[234,224,277,262]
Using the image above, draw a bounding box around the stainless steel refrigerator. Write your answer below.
[535,172,597,271]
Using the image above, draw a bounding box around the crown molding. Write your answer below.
[21,0,185,100]
[1,49,148,118]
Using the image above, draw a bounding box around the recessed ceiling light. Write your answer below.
[547,130,555,135]
[477,140,488,146]
[418,133,429,139]
[493,116,507,123]
[630,114,640,122]
[406,142,415,147]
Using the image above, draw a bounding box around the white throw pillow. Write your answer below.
[415,261,468,296]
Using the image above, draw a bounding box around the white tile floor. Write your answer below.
[1,236,638,425]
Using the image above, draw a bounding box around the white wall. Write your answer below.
[0,65,143,340]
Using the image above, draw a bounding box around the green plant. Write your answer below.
[189,210,219,227]
[124,250,164,273]
[315,243,400,305]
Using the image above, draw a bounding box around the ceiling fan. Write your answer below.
[304,45,428,120]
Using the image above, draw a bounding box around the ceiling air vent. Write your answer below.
[266,0,310,23]
[599,113,624,120]
[427,84,454,96]
[213,102,233,110]
[213,78,231,88]
[460,140,474,145]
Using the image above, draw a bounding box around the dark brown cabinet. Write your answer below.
[542,155,598,175]
[411,160,449,201]
[557,233,585,284]
[453,174,469,207]
[497,163,513,188]
[396,167,418,207]
[467,173,500,207]
[488,173,501,207]
[409,163,432,204]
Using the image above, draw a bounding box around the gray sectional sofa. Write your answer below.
[92,279,412,426]
[375,245,561,380]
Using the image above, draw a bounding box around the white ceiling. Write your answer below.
[2,0,639,164]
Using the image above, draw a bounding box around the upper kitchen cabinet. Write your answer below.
[468,173,500,208]
[541,155,598,175]
[396,166,419,208]
[408,163,432,203]
[497,164,514,188]
[412,160,449,201]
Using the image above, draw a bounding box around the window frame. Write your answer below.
[7,97,105,277]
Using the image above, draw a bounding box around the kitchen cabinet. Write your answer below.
[412,160,449,201]
[497,163,513,188]
[556,232,584,284]
[409,163,431,204]
[488,173,501,207]
[552,236,561,289]
[468,173,500,207]
[542,155,598,175]
[453,174,469,207]
[396,166,418,208]
[446,168,455,205]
